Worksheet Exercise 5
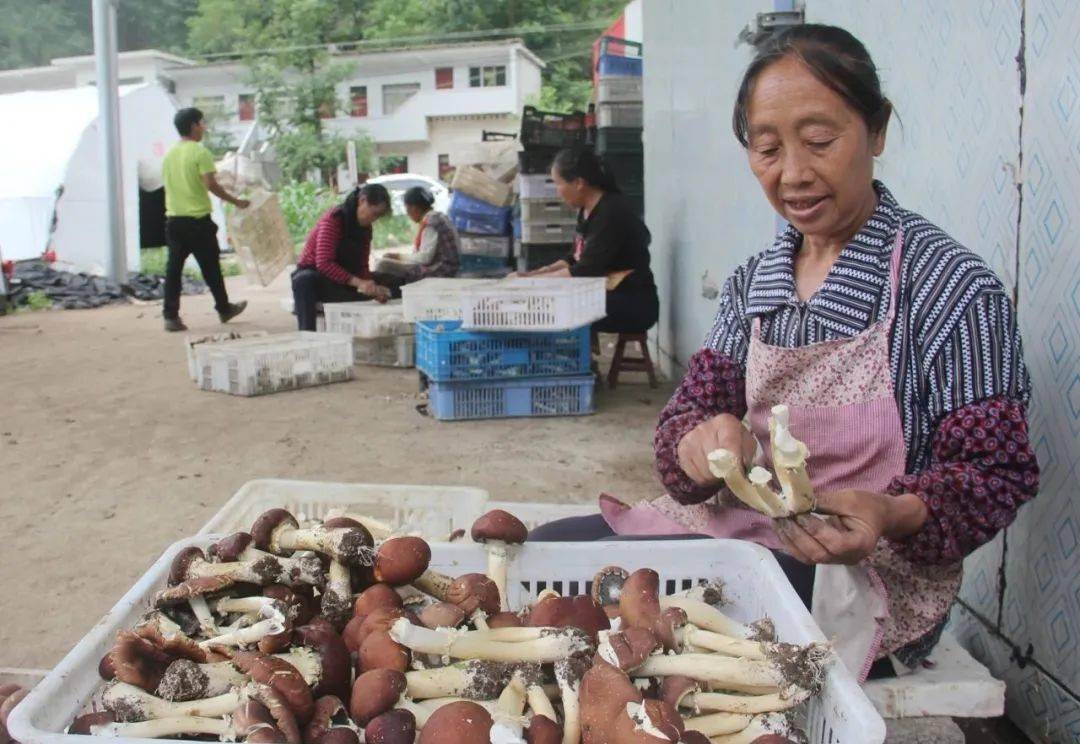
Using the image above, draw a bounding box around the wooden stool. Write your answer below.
[608,332,658,389]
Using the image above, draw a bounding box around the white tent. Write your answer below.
[0,84,179,274]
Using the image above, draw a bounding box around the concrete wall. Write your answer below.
[644,2,1080,740]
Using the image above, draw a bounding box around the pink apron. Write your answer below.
[600,225,962,680]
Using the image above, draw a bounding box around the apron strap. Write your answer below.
[884,220,905,323]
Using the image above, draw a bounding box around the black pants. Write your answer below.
[291,267,364,331]
[164,216,229,319]
[593,287,659,334]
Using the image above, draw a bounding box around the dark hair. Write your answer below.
[403,186,436,209]
[553,147,620,193]
[336,183,392,240]
[174,107,204,137]
[732,24,892,147]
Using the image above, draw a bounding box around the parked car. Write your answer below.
[364,173,451,215]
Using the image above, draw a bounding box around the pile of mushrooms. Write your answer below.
[65,506,825,743]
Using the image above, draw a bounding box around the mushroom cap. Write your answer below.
[659,675,699,710]
[374,537,431,586]
[252,509,300,552]
[168,546,207,585]
[579,661,642,742]
[318,729,360,744]
[364,709,416,744]
[349,669,407,725]
[232,699,277,739]
[98,654,116,681]
[447,529,466,542]
[264,585,317,626]
[486,611,523,629]
[470,509,528,545]
[155,574,237,607]
[106,630,175,692]
[358,630,410,674]
[591,566,629,606]
[750,737,794,744]
[344,607,413,654]
[598,628,660,672]
[295,624,352,702]
[246,727,289,744]
[323,516,365,531]
[603,605,621,621]
[248,683,302,744]
[619,569,678,652]
[209,532,255,562]
[525,595,610,643]
[416,701,493,744]
[446,573,501,616]
[353,583,404,620]
[233,652,316,725]
[303,696,348,744]
[524,714,561,744]
[419,602,467,630]
[680,733,711,744]
[68,711,116,735]
[0,688,28,729]
[621,699,683,743]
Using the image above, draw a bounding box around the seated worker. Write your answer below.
[521,146,659,334]
[373,186,461,295]
[291,184,393,331]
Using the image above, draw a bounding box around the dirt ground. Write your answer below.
[0,272,673,670]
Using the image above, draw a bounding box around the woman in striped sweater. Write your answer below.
[533,24,1039,680]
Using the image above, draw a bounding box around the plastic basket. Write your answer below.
[487,500,597,531]
[458,254,510,276]
[596,75,644,103]
[597,55,643,77]
[517,242,572,273]
[448,192,512,236]
[322,300,409,339]
[521,199,578,226]
[520,223,577,245]
[460,277,606,332]
[596,102,643,128]
[353,333,415,367]
[520,106,588,149]
[195,332,354,397]
[517,149,558,175]
[196,478,489,538]
[225,189,293,287]
[7,537,884,744]
[428,374,595,420]
[595,127,643,154]
[416,320,591,382]
[601,152,644,193]
[518,174,560,200]
[401,277,496,322]
[459,234,512,258]
[184,331,268,380]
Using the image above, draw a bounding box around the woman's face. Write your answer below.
[745,55,886,243]
[405,203,426,223]
[551,166,586,209]
[355,197,389,227]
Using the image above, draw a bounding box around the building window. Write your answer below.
[435,67,454,90]
[438,154,453,181]
[382,83,421,115]
[238,94,256,122]
[469,65,506,88]
[380,155,408,174]
[350,86,368,117]
[193,95,226,116]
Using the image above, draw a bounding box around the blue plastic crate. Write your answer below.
[448,192,512,236]
[417,320,591,382]
[458,254,509,275]
[427,374,595,420]
[597,54,642,77]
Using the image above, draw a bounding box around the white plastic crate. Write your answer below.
[487,500,597,531]
[322,300,410,339]
[597,102,644,128]
[353,333,415,368]
[459,235,512,258]
[517,173,559,200]
[196,478,488,539]
[520,222,577,245]
[195,332,354,396]
[279,297,326,331]
[596,75,644,103]
[520,198,578,226]
[8,538,884,744]
[183,331,267,381]
[402,277,497,322]
[225,189,293,287]
[461,277,606,331]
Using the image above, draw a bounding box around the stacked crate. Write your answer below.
[412,277,605,421]
[595,36,645,217]
[448,165,515,277]
[322,300,415,368]
[515,106,587,273]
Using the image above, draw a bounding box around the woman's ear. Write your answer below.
[871,102,891,157]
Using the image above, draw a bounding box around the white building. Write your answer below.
[0,39,544,181]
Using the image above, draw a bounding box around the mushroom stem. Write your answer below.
[188,596,217,636]
[103,682,240,721]
[214,597,282,616]
[321,559,353,627]
[658,597,752,640]
[705,449,785,518]
[324,510,394,540]
[198,614,286,649]
[157,648,320,701]
[486,542,512,613]
[413,570,453,601]
[675,626,766,659]
[631,654,785,690]
[679,712,752,737]
[390,619,590,663]
[769,405,815,515]
[90,716,228,738]
[472,611,490,631]
[405,661,515,701]
[682,687,810,715]
[191,554,326,588]
[554,661,582,744]
[525,684,558,724]
[701,713,790,743]
[490,673,528,744]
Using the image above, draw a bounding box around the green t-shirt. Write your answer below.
[162,140,215,217]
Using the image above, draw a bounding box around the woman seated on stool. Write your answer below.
[373,186,461,295]
[521,146,659,335]
[291,184,393,331]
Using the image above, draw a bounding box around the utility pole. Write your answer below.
[92,0,128,284]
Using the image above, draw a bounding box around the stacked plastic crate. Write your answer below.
[595,37,644,217]
[515,106,588,273]
[413,277,606,421]
[322,300,415,368]
[447,166,515,277]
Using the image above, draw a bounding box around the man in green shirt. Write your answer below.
[161,107,250,332]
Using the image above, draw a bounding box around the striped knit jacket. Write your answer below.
[654,182,1039,565]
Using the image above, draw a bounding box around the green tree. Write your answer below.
[0,0,90,70]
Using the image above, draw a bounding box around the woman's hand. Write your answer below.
[775,490,928,565]
[676,413,757,487]
[351,277,392,303]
